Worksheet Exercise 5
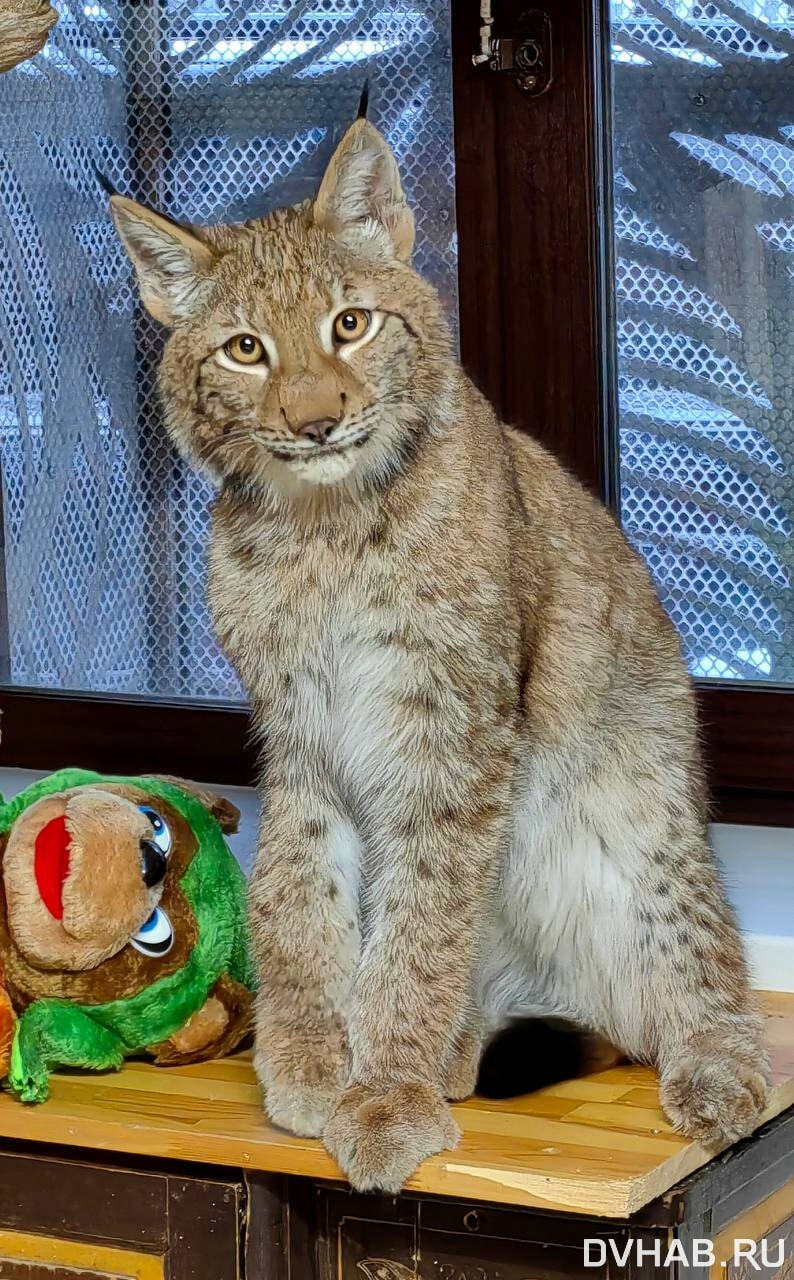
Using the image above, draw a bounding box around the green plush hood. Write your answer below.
[0,768,254,1050]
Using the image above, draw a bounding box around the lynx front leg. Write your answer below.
[324,752,514,1193]
[250,775,360,1138]
[444,1008,487,1101]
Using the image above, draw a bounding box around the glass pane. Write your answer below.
[0,0,457,699]
[608,1,793,683]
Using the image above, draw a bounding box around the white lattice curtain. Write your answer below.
[2,0,792,696]
[0,0,457,698]
[611,0,794,682]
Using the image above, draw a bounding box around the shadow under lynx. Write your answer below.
[112,114,767,1194]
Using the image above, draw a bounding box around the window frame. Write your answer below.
[1,0,791,824]
[450,0,794,826]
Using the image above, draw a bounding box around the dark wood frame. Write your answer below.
[0,0,791,825]
[0,688,258,786]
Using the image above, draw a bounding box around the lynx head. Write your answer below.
[111,118,454,499]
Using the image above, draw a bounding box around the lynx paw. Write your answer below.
[660,1047,768,1148]
[263,1080,341,1137]
[324,1082,460,1193]
[254,1027,346,1138]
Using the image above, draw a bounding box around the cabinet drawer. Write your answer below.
[0,1147,243,1280]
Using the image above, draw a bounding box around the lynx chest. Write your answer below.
[209,515,431,781]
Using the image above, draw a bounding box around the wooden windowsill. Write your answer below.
[0,992,791,1219]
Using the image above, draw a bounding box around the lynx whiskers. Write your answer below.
[112,110,767,1194]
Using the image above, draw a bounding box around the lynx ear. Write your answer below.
[110,195,218,327]
[313,119,415,262]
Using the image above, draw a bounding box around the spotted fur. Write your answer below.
[111,117,767,1195]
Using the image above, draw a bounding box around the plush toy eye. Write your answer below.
[225,333,266,365]
[130,906,174,957]
[333,309,371,343]
[138,805,171,856]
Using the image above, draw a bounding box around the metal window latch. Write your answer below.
[472,4,552,96]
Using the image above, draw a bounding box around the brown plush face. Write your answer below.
[3,788,172,971]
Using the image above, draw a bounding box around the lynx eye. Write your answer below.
[225,333,266,365]
[333,309,371,344]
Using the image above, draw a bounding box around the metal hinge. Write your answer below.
[472,3,552,96]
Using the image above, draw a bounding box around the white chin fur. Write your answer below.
[281,449,360,486]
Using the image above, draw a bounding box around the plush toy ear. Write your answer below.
[150,777,241,834]
[110,195,218,327]
[313,118,415,262]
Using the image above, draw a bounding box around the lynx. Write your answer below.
[112,112,767,1194]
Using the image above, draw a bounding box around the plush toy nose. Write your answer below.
[140,839,167,887]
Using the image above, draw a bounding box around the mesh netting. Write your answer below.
[0,0,457,698]
[611,0,794,681]
[6,0,790,695]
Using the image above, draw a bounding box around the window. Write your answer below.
[609,0,794,687]
[602,0,794,819]
[0,0,457,700]
[1,0,791,819]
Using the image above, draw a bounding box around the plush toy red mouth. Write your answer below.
[34,814,70,919]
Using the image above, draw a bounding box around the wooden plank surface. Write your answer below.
[0,994,791,1219]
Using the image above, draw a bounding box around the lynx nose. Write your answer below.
[293,414,341,444]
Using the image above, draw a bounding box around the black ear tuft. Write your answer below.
[93,164,118,198]
[357,78,370,120]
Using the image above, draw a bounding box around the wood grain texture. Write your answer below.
[711,1184,794,1278]
[0,1151,167,1248]
[0,995,789,1220]
[0,1229,164,1279]
[165,1178,242,1280]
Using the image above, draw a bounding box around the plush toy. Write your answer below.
[0,768,255,1102]
[0,965,13,1079]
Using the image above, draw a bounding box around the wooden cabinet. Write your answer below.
[245,1116,794,1279]
[0,1149,242,1279]
[0,994,792,1279]
[0,1110,792,1279]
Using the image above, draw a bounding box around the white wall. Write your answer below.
[2,767,792,988]
[712,824,794,938]
[711,823,794,992]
